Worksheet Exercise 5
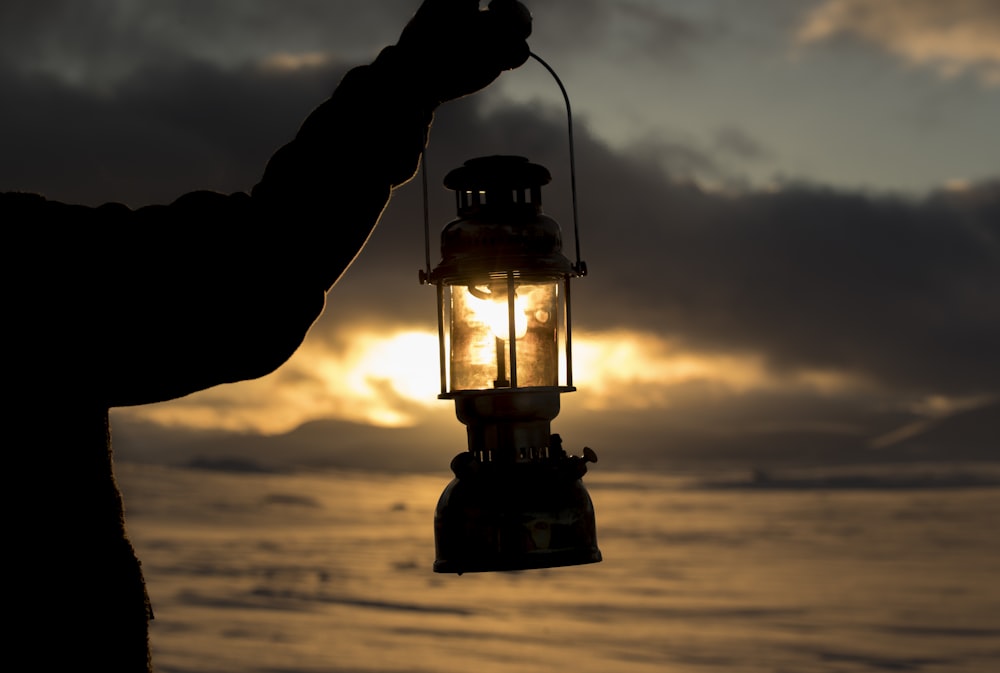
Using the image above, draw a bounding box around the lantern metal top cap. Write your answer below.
[444,155,551,192]
[430,155,574,284]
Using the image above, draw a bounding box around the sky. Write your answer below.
[3,0,998,472]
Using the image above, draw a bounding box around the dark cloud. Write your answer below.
[111,411,465,473]
[615,0,707,60]
[0,0,412,86]
[713,125,772,162]
[6,50,999,398]
[356,97,1000,402]
[0,59,346,205]
[589,175,999,396]
[489,0,712,71]
[111,392,999,472]
[3,37,997,459]
[623,133,724,183]
[3,1,713,91]
[422,100,1000,400]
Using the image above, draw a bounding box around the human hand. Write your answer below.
[395,0,532,104]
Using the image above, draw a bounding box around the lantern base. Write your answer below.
[442,388,575,463]
[433,453,602,574]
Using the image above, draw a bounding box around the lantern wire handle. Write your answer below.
[418,52,587,282]
[528,51,586,277]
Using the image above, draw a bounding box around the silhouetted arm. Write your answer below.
[96,48,444,407]
[7,4,532,671]
[12,1,531,408]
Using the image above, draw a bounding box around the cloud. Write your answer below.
[424,100,998,402]
[712,126,772,163]
[0,58,347,206]
[0,1,707,90]
[258,52,334,73]
[6,55,999,404]
[110,411,467,473]
[492,0,711,69]
[797,0,1000,86]
[572,329,869,413]
[3,32,997,463]
[869,393,998,449]
[607,1,706,61]
[0,0,410,87]
[120,328,442,434]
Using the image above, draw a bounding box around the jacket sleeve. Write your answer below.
[11,47,437,407]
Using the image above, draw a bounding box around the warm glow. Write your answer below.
[465,285,529,341]
[449,282,559,391]
[118,328,442,434]
[572,331,767,409]
[343,331,441,406]
[114,326,873,434]
[869,393,999,449]
[572,330,870,411]
[797,0,1000,86]
[258,51,331,72]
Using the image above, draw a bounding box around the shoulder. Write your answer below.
[1,190,253,222]
[1,191,133,220]
[1,191,48,210]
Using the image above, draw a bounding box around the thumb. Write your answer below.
[487,0,533,41]
[482,1,533,71]
[411,0,482,23]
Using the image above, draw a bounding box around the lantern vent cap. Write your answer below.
[444,155,551,192]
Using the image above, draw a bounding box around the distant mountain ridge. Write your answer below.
[111,401,999,475]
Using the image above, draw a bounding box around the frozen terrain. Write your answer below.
[117,463,1000,673]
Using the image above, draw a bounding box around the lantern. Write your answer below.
[421,154,602,574]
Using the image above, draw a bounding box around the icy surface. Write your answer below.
[117,464,1000,673]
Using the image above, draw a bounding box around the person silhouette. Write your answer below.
[5,1,531,670]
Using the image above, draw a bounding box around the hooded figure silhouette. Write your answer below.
[5,2,531,670]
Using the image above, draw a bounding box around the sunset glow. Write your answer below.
[122,329,440,433]
[797,0,1000,86]
[258,51,332,72]
[118,326,875,436]
[572,330,869,411]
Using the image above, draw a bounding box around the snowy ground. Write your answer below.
[117,463,1000,673]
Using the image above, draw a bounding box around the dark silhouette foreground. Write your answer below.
[7,1,531,670]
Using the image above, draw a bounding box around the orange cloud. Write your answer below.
[116,327,874,436]
[797,0,1000,86]
[572,330,870,412]
[869,393,998,448]
[117,329,442,434]
[258,51,332,72]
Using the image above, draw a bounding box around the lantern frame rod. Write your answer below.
[565,274,574,388]
[436,281,447,394]
[507,271,518,388]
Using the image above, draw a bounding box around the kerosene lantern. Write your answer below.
[420,153,601,574]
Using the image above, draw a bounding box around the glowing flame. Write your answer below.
[466,286,529,341]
